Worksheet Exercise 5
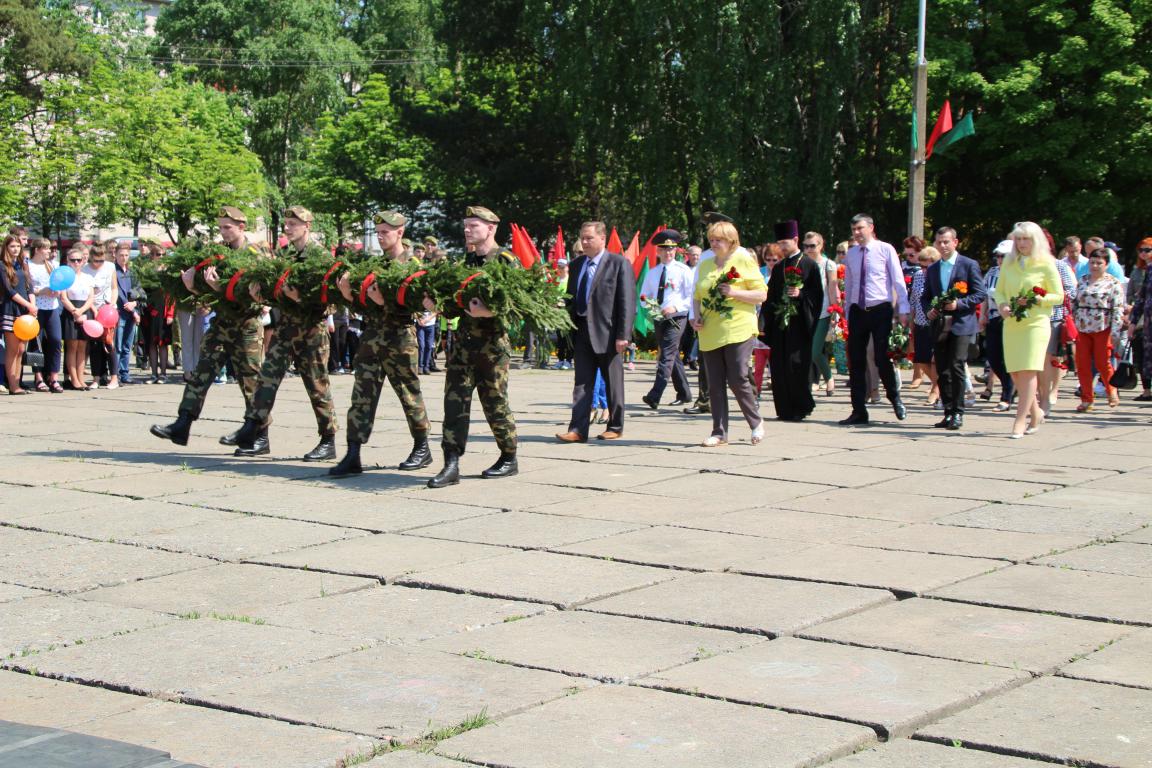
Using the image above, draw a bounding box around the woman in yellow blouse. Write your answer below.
[992,221,1065,438]
[691,222,768,447]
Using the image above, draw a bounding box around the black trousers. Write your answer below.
[568,319,626,436]
[648,316,691,402]
[848,303,899,414]
[984,317,1015,403]
[935,329,974,415]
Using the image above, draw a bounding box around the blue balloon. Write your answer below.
[50,265,76,292]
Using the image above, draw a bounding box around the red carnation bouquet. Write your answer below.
[702,265,741,320]
[826,303,847,341]
[773,265,805,329]
[1009,284,1047,321]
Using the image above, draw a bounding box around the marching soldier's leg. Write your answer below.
[235,321,296,455]
[429,344,474,488]
[298,320,338,462]
[475,337,517,479]
[219,317,263,446]
[383,325,432,470]
[150,322,228,446]
[332,325,383,477]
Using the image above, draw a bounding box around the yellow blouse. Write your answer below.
[992,256,1065,322]
[694,248,767,351]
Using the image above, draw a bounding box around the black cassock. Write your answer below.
[762,251,824,421]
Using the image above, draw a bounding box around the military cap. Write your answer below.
[283,205,314,224]
[423,236,439,246]
[373,210,407,227]
[401,238,413,249]
[139,236,161,246]
[702,211,734,225]
[652,229,684,248]
[774,219,799,241]
[217,206,247,224]
[464,205,500,223]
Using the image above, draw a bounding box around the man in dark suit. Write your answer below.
[555,221,636,442]
[922,226,987,431]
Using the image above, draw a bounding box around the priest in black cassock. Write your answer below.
[762,220,824,421]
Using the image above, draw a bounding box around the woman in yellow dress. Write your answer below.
[992,221,1065,438]
[691,221,768,447]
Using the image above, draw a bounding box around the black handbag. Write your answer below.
[1110,342,1138,390]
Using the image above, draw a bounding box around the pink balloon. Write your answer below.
[96,304,118,329]
[83,319,104,338]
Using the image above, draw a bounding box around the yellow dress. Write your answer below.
[992,256,1064,372]
[694,249,767,352]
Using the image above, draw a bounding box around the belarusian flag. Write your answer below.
[933,112,975,155]
[925,100,953,159]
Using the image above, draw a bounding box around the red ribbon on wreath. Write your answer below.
[455,272,484,308]
[272,268,293,300]
[225,269,246,302]
[396,269,427,307]
[195,254,226,271]
[319,261,343,305]
[358,273,377,307]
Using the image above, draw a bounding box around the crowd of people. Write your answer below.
[3,209,1148,480]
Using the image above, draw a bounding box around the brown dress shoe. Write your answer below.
[596,430,622,440]
[555,431,587,443]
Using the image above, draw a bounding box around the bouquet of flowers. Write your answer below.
[1008,285,1047,321]
[888,322,910,361]
[930,281,969,313]
[772,265,805,330]
[701,265,741,320]
[826,303,848,341]
[639,294,678,329]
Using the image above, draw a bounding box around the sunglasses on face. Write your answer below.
[1140,248,1152,253]
[68,258,83,263]
[802,243,818,249]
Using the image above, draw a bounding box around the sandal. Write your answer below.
[751,425,765,445]
[49,381,64,394]
[1075,403,1093,413]
[34,381,49,393]
[701,435,728,447]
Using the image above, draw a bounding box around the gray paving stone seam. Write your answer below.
[923,590,1152,628]
[1052,671,1152,692]
[909,731,1121,768]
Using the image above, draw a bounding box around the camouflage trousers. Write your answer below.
[347,320,429,444]
[178,314,263,420]
[247,317,338,436]
[441,329,517,455]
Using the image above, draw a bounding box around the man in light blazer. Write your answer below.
[922,226,987,431]
[556,221,636,442]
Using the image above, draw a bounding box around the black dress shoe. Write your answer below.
[839,412,870,426]
[481,452,518,479]
[934,416,951,429]
[150,412,194,446]
[669,398,690,407]
[303,434,337,462]
[683,405,709,415]
[219,428,241,446]
[427,450,460,488]
[398,439,433,471]
[234,431,270,457]
[947,414,963,431]
[891,398,907,421]
[641,394,659,410]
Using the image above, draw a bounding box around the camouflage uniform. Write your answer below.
[441,250,518,455]
[347,314,429,444]
[245,250,338,436]
[178,243,263,419]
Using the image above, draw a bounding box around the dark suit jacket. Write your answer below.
[565,251,636,354]
[921,254,987,337]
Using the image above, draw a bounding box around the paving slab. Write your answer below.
[0,460,155,487]
[674,508,903,543]
[123,516,364,561]
[1033,541,1152,578]
[0,484,115,523]
[1011,447,1152,472]
[778,488,983,523]
[739,543,1005,594]
[0,595,175,658]
[525,491,758,524]
[629,472,827,504]
[582,572,894,636]
[722,459,910,488]
[56,469,243,499]
[402,480,600,510]
[363,753,463,768]
[424,610,758,682]
[1121,526,1152,544]
[72,700,377,768]
[196,644,591,741]
[644,636,1028,738]
[845,523,1091,562]
[405,510,643,549]
[79,562,376,616]
[0,722,177,768]
[917,676,1152,768]
[0,584,45,602]
[597,447,785,470]
[1058,629,1152,689]
[1012,486,1147,510]
[939,460,1113,486]
[13,501,238,543]
[259,585,551,643]
[252,534,509,582]
[0,670,150,728]
[397,550,677,608]
[515,462,696,491]
[800,597,1132,673]
[1081,471,1152,494]
[436,684,876,768]
[0,541,211,594]
[10,618,368,699]
[931,564,1152,625]
[0,527,79,557]
[825,738,1057,767]
[554,526,812,571]
[864,474,1059,503]
[936,503,1150,537]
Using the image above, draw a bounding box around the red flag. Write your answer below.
[640,226,662,270]
[925,100,953,160]
[624,232,643,279]
[607,227,623,255]
[548,226,566,265]
[509,223,539,268]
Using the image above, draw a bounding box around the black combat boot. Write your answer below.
[303,432,337,462]
[329,441,362,477]
[234,420,270,457]
[427,449,460,488]
[397,438,433,471]
[481,452,518,479]
[219,428,241,446]
[150,411,194,446]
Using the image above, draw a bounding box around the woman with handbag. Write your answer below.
[1073,247,1126,411]
[26,238,64,392]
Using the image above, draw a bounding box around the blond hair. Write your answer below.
[1006,221,1052,265]
[919,246,942,262]
[706,221,740,248]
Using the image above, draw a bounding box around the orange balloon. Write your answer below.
[12,315,39,342]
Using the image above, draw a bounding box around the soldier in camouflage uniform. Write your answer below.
[150,207,265,447]
[233,206,339,461]
[428,205,519,488]
[329,210,432,477]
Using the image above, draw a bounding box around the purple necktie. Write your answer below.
[856,246,868,307]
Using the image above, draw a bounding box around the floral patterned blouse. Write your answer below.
[1072,274,1125,335]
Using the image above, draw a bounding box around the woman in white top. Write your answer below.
[26,238,64,392]
[81,244,118,387]
[805,231,840,396]
[61,246,96,390]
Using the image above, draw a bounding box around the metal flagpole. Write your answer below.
[907,0,928,237]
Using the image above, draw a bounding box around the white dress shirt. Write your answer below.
[640,258,694,315]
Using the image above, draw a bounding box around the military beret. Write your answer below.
[464,205,500,223]
[423,236,439,246]
[373,210,407,227]
[702,211,734,225]
[283,205,314,224]
[652,229,684,248]
[401,238,413,248]
[217,206,247,224]
[139,236,161,246]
